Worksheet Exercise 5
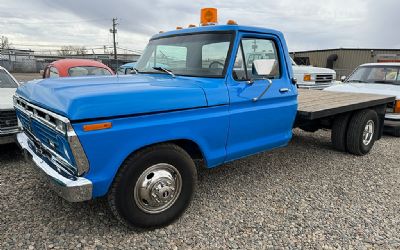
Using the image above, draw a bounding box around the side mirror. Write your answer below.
[252,59,277,77]
[340,76,346,82]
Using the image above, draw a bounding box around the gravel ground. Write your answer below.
[1,129,399,249]
[12,73,42,83]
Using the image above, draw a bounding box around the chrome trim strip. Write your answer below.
[0,128,20,135]
[24,128,77,176]
[14,94,90,176]
[385,113,400,120]
[17,132,92,202]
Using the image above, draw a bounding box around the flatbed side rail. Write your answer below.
[296,89,396,121]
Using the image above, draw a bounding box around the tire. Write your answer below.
[108,143,197,229]
[346,109,378,155]
[393,127,400,137]
[331,113,351,152]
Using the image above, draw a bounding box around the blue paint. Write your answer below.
[17,25,298,198]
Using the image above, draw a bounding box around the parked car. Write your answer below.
[292,58,337,89]
[117,62,136,75]
[42,59,114,78]
[326,63,400,136]
[0,66,20,144]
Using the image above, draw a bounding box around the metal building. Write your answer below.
[290,48,400,79]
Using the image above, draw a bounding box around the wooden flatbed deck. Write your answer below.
[297,89,396,120]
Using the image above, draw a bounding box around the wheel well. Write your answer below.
[169,139,204,161]
[127,139,205,165]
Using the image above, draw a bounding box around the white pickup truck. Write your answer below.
[0,66,20,144]
[291,58,337,89]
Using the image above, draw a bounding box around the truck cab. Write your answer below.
[15,24,298,228]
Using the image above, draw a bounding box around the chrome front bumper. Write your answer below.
[0,128,20,145]
[297,83,333,90]
[17,132,93,202]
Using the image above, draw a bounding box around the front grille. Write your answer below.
[315,74,334,83]
[0,110,18,130]
[15,104,77,175]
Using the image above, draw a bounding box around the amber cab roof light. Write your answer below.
[200,8,218,26]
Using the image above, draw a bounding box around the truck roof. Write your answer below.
[151,24,284,40]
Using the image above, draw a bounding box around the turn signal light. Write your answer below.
[83,122,112,132]
[394,100,400,113]
[303,74,312,82]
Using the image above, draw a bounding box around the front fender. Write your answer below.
[73,105,229,198]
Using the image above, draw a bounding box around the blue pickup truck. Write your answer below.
[14,24,395,228]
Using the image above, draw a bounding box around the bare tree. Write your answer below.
[0,36,11,49]
[58,46,87,56]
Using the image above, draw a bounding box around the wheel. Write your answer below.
[346,109,378,155]
[331,113,351,152]
[108,143,197,228]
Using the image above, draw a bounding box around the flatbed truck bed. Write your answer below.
[295,89,396,155]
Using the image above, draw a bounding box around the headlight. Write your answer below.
[56,119,66,133]
[303,74,313,82]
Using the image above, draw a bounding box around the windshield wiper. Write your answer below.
[347,80,363,83]
[152,67,175,78]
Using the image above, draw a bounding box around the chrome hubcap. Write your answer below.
[134,163,182,214]
[362,120,374,146]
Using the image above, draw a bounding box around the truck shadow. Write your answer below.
[0,143,22,164]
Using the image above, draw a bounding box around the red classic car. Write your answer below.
[42,59,114,78]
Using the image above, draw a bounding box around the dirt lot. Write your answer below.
[12,73,42,83]
[1,129,399,249]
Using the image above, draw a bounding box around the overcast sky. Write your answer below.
[0,0,399,54]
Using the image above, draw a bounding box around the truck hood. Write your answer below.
[0,88,17,110]
[293,65,335,74]
[16,74,209,121]
[325,83,400,99]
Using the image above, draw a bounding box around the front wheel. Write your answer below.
[108,144,197,228]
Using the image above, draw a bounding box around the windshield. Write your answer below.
[68,66,112,77]
[347,65,400,85]
[0,69,18,88]
[135,32,233,77]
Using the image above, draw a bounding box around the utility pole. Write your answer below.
[110,18,118,59]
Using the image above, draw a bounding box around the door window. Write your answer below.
[233,38,280,81]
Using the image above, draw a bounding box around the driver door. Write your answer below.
[225,34,297,161]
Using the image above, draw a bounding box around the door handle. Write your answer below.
[279,88,290,93]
